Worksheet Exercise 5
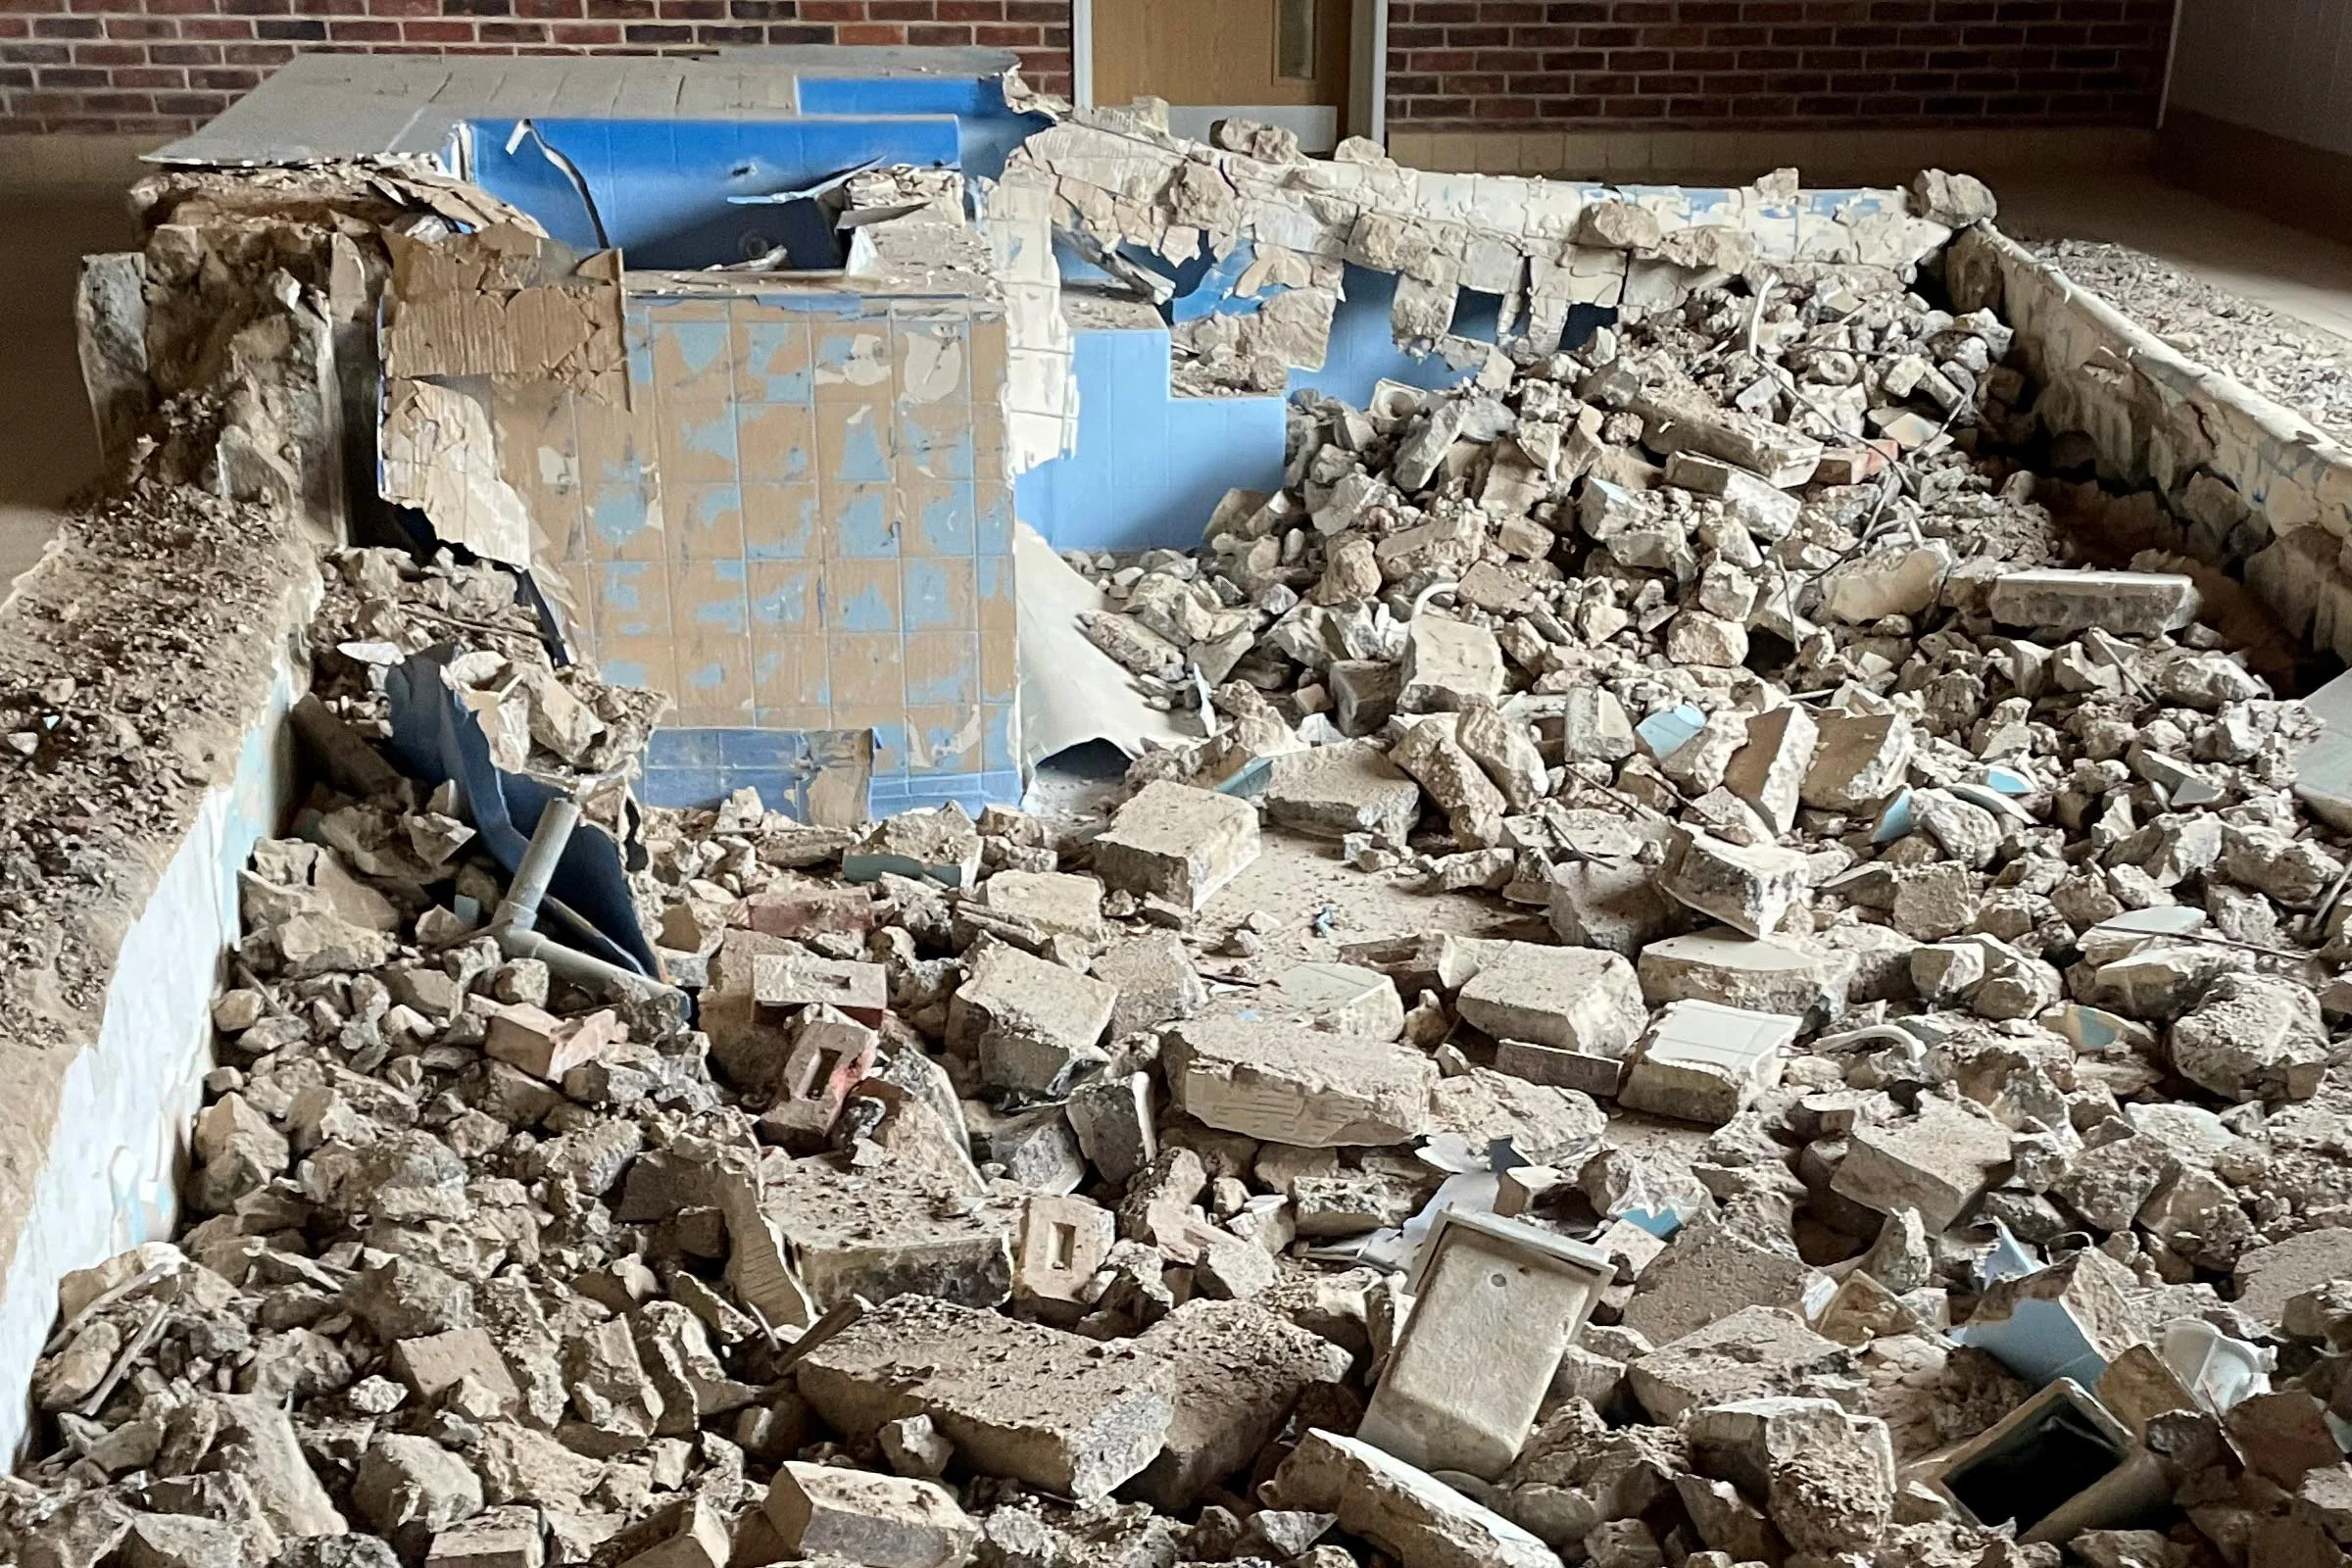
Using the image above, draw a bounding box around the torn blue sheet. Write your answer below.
[385,647,659,977]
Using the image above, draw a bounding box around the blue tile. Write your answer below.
[641,766,725,808]
[647,728,724,767]
[720,727,810,768]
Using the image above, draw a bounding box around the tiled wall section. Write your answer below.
[498,287,1018,811]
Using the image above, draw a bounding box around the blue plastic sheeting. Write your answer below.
[793,74,1049,182]
[640,727,1017,815]
[467,116,963,270]
[1014,325,1288,553]
[384,648,660,977]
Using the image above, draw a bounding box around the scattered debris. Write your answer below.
[14,124,2352,1568]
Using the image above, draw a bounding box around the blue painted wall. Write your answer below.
[793,74,1049,181]
[1014,325,1289,554]
[468,115,964,269]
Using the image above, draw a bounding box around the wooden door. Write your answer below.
[1093,0,1353,152]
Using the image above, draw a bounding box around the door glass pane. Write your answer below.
[1277,0,1314,79]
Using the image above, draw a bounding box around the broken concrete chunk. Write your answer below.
[1267,960,1406,1038]
[1400,615,1507,713]
[1722,705,1817,834]
[720,1152,1015,1322]
[950,942,1116,1097]
[1164,1017,1437,1147]
[1617,1001,1799,1126]
[1456,941,1645,1058]
[794,1295,1173,1502]
[1088,930,1203,1039]
[1263,739,1423,842]
[1802,710,1914,812]
[1274,1429,1563,1568]
[1637,930,1852,1023]
[1986,570,2200,637]
[2168,972,2328,1103]
[1832,1096,2011,1229]
[1658,828,1811,939]
[1129,1298,1353,1509]
[764,1461,977,1568]
[1094,781,1260,910]
[1626,1305,1856,1423]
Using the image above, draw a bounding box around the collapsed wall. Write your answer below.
[0,485,316,1462]
[14,89,2352,1568]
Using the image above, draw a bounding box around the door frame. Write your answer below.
[1071,0,1390,146]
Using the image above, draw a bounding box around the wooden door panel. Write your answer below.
[1095,0,1351,111]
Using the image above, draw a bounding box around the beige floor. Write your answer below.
[0,190,135,595]
[5,163,2352,598]
[1994,170,2352,348]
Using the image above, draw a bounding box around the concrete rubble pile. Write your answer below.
[16,147,2352,1568]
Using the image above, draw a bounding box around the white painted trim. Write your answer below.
[2156,0,2183,130]
[1069,0,1387,143]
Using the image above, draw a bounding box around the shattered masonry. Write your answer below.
[17,68,2352,1568]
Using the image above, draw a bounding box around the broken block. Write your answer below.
[1626,1305,1855,1423]
[1621,1225,1833,1347]
[1722,704,1817,833]
[1617,1001,1800,1126]
[752,955,888,1023]
[1093,781,1260,910]
[1664,451,1801,538]
[764,1461,977,1568]
[949,943,1116,1097]
[1801,710,1913,812]
[758,1009,879,1152]
[1637,930,1852,1023]
[1832,1095,2011,1230]
[976,870,1107,945]
[1986,569,2200,637]
[745,883,876,940]
[794,1295,1173,1501]
[425,1508,544,1568]
[1455,941,1646,1057]
[390,1328,521,1416]
[1685,1396,1897,1557]
[1658,828,1811,939]
[1130,1298,1353,1510]
[1273,1429,1563,1568]
[1014,1195,1115,1311]
[1357,1211,1614,1478]
[1546,853,1686,956]
[1263,739,1423,842]
[1089,930,1204,1038]
[484,1004,627,1082]
[1163,1017,1436,1147]
[844,805,986,889]
[1399,614,1506,712]
[1267,961,1406,1038]
[1064,1071,1157,1187]
[719,1152,1017,1323]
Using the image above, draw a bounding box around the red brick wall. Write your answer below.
[2,0,2175,139]
[0,2,1074,133]
[1390,0,2180,130]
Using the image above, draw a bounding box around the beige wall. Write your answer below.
[2168,0,2352,159]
